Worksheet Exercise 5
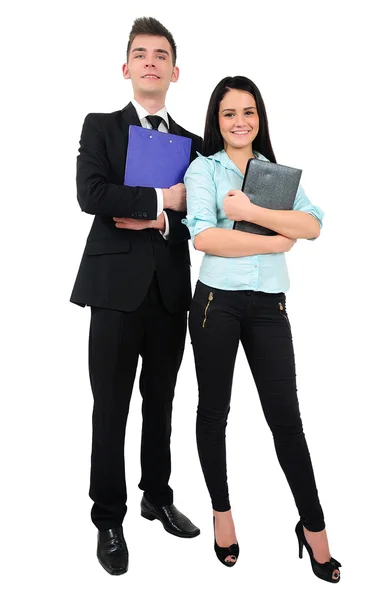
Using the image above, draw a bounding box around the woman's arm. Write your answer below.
[194,227,296,257]
[183,156,296,257]
[246,205,319,239]
[223,187,323,240]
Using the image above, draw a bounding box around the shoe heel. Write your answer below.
[141,510,156,521]
[294,521,341,583]
[213,516,239,567]
[298,538,303,559]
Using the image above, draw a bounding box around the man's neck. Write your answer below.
[133,94,166,114]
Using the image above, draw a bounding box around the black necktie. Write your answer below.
[146,115,164,130]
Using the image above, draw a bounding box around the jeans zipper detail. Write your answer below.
[202,292,214,328]
[279,302,289,326]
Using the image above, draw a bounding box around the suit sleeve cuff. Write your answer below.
[155,188,164,217]
[160,211,170,240]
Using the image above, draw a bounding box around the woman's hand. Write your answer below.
[274,235,297,252]
[223,190,253,222]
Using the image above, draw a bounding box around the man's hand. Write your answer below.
[114,217,149,230]
[223,190,253,222]
[162,183,186,212]
[113,213,165,231]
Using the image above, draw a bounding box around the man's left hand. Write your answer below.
[113,213,165,231]
[113,217,151,230]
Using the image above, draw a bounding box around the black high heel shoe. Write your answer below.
[295,521,341,583]
[213,517,239,567]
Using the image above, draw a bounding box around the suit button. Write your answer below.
[143,212,147,218]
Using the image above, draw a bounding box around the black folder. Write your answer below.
[233,158,302,235]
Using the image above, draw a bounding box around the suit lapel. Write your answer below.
[115,103,141,183]
[168,114,183,135]
[168,114,198,165]
[121,102,142,127]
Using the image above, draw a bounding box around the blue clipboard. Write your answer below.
[124,125,192,188]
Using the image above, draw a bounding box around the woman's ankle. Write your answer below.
[303,527,332,562]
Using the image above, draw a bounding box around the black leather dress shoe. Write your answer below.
[140,495,200,538]
[97,526,128,575]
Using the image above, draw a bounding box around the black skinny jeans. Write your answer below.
[189,281,325,532]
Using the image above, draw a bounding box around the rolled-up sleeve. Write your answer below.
[293,185,324,229]
[183,156,217,246]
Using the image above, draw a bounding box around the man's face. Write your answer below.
[123,35,179,99]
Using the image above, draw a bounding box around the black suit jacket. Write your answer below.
[70,103,202,313]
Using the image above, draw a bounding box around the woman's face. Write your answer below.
[218,89,259,151]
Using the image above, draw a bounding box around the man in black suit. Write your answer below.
[70,17,202,575]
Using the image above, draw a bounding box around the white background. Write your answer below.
[2,0,383,598]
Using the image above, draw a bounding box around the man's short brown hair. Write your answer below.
[127,17,177,65]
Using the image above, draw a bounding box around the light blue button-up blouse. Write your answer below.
[183,150,324,293]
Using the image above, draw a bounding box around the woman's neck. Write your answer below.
[224,145,255,174]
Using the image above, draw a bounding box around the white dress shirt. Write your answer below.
[131,99,170,239]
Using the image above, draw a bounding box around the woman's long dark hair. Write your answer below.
[202,76,276,163]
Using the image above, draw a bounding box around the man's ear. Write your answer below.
[122,63,131,80]
[171,66,180,83]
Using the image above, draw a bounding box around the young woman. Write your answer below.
[183,76,341,582]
